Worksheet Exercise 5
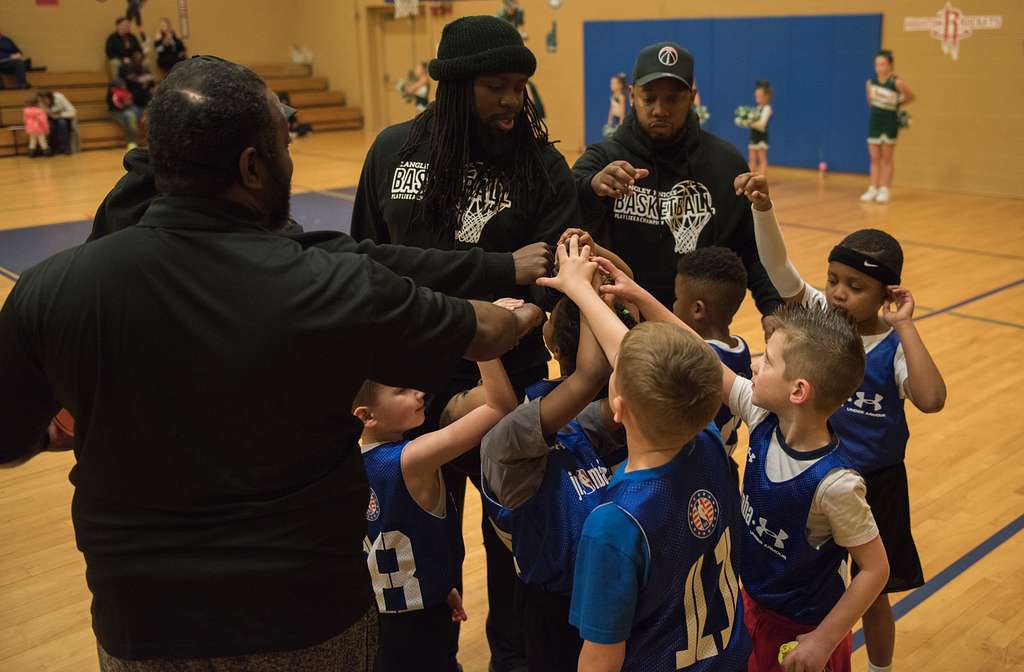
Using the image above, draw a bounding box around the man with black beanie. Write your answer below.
[573,42,782,320]
[352,15,581,672]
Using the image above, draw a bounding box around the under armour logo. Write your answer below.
[851,391,884,412]
[755,518,789,550]
[658,46,678,66]
[747,449,756,464]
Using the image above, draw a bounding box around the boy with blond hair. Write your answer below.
[538,237,751,672]
[596,241,890,672]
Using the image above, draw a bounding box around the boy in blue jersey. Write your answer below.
[738,172,946,672]
[538,236,751,672]
[673,247,754,460]
[353,299,538,672]
[596,260,891,672]
[481,295,624,672]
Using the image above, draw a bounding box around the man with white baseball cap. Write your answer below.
[572,41,782,319]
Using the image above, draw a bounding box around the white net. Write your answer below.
[394,0,419,19]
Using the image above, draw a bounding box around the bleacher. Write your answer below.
[0,63,362,157]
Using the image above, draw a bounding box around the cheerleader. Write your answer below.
[861,50,915,203]
[746,80,773,175]
[604,73,627,137]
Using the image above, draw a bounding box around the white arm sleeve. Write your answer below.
[752,206,805,299]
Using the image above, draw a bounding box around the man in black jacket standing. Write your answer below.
[352,15,581,672]
[573,42,781,317]
[0,57,541,671]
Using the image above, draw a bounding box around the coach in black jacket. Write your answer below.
[90,148,552,299]
[573,42,781,315]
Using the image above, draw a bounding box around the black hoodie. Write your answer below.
[573,110,781,315]
[351,116,582,378]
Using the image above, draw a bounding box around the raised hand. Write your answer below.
[513,303,547,340]
[883,286,915,326]
[512,242,554,286]
[536,235,597,294]
[593,256,643,306]
[493,297,525,311]
[558,227,594,250]
[734,172,772,211]
[591,160,651,199]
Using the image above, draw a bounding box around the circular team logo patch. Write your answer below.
[366,488,381,522]
[688,489,719,539]
[658,46,679,66]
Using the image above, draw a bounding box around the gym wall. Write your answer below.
[495,0,1023,198]
[0,0,364,111]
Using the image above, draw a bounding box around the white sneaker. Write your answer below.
[860,186,879,202]
[876,187,891,203]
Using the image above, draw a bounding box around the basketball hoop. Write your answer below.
[394,0,419,19]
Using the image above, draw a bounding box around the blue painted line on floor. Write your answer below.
[916,279,1024,322]
[852,512,1024,651]
[783,221,1024,262]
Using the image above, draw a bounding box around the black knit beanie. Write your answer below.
[428,16,536,81]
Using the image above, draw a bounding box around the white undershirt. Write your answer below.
[729,379,879,549]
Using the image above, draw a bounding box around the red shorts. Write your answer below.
[742,589,851,672]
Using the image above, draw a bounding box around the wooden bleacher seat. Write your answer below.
[249,63,313,79]
[0,64,362,156]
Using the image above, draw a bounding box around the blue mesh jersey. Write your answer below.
[361,440,464,613]
[707,337,752,454]
[830,330,909,473]
[524,377,561,402]
[740,416,853,625]
[603,428,751,672]
[485,378,617,594]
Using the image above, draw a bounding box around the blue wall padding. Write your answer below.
[583,14,882,173]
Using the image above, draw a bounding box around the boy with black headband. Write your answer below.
[737,172,947,672]
[351,16,580,671]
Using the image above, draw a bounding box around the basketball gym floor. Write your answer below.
[1,131,1022,671]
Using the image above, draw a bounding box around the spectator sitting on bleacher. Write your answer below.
[38,90,77,155]
[277,92,312,139]
[155,18,187,75]
[106,17,145,84]
[119,51,155,108]
[23,98,51,158]
[107,82,142,150]
[0,30,31,89]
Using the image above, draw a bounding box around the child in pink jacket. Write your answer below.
[23,100,51,157]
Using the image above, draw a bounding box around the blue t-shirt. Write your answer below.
[568,498,649,642]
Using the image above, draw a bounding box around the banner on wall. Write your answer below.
[394,0,419,19]
[904,2,1002,61]
[178,0,190,39]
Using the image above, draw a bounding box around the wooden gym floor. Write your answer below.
[1,131,1022,671]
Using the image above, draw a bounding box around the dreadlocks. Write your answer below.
[398,79,554,238]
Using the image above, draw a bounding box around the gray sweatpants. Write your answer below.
[97,607,378,672]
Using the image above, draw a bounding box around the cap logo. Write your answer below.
[658,46,679,66]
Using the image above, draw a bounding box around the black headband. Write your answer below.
[828,246,901,286]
